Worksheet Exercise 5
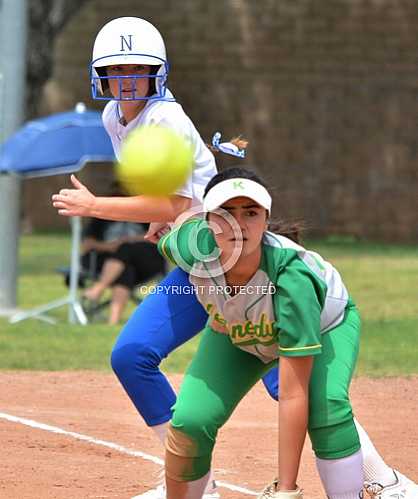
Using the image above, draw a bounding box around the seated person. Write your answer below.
[81,218,166,324]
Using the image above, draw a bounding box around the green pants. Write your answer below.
[166,305,361,481]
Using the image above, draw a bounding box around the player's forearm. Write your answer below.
[90,195,191,223]
[278,395,309,490]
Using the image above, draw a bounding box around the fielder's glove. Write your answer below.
[257,478,303,499]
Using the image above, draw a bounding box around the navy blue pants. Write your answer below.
[111,267,278,426]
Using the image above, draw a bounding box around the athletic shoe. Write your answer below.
[257,478,280,498]
[257,478,304,499]
[131,479,220,499]
[364,470,418,498]
[203,480,221,498]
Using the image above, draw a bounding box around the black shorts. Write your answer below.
[111,241,167,289]
[81,242,166,290]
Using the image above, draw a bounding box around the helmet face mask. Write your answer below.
[90,17,174,102]
[91,58,169,101]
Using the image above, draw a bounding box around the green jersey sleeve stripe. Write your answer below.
[158,231,176,264]
[279,343,322,352]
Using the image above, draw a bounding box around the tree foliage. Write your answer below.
[27,0,91,118]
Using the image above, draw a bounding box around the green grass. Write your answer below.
[0,233,417,376]
[309,238,418,376]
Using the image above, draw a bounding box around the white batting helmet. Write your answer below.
[90,17,170,101]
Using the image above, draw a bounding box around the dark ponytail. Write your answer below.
[267,220,305,244]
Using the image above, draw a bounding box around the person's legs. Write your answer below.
[81,249,109,276]
[84,257,125,301]
[357,417,418,497]
[111,266,280,498]
[307,305,414,498]
[309,305,363,499]
[165,327,275,498]
[261,365,279,400]
[111,267,208,428]
[113,267,221,497]
[109,284,131,325]
[85,241,166,302]
[107,255,140,325]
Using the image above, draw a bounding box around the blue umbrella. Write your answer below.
[0,102,115,177]
[0,103,116,325]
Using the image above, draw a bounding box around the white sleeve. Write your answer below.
[142,103,217,203]
[151,115,197,199]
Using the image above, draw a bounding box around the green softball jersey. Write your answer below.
[158,219,350,363]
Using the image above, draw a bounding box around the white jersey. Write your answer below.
[102,89,217,205]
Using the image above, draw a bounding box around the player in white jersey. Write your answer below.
[100,84,215,207]
[54,17,215,221]
[157,166,418,499]
[51,17,276,499]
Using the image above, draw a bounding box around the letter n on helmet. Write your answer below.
[90,17,171,102]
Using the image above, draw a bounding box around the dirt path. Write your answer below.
[0,372,417,498]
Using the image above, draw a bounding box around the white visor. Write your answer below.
[203,178,272,214]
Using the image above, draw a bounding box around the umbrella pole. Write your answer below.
[9,216,88,325]
[68,216,87,324]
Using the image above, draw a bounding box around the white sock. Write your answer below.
[316,449,363,499]
[183,471,211,499]
[354,419,395,486]
[151,421,169,445]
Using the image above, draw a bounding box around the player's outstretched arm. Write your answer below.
[51,175,191,222]
[278,356,312,491]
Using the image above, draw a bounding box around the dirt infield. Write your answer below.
[0,371,417,499]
